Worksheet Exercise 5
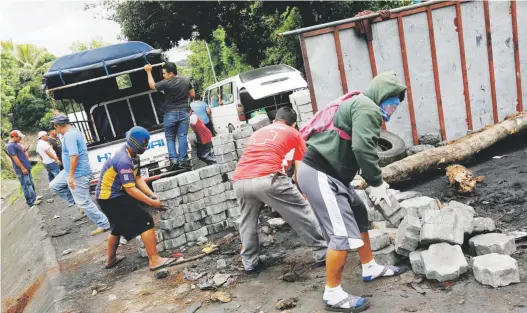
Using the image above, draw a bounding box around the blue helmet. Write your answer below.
[126,126,150,154]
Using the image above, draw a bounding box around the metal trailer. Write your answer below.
[280,0,526,146]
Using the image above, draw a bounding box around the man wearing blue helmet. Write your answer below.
[95,126,176,270]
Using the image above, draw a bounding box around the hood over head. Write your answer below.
[364,71,407,105]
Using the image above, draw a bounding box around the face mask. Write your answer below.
[380,96,401,122]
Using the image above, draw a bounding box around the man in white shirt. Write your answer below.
[36,131,62,182]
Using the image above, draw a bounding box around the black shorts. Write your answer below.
[97,195,155,240]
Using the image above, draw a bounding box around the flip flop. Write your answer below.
[363,265,404,282]
[105,256,125,269]
[324,295,370,312]
[149,258,177,271]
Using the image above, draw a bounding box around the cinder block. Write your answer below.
[197,165,221,179]
[152,176,178,192]
[184,219,207,233]
[232,127,254,140]
[234,137,251,150]
[157,218,185,230]
[161,226,185,239]
[185,209,208,223]
[226,199,239,209]
[182,190,205,203]
[180,180,203,195]
[225,190,237,200]
[186,226,209,242]
[205,211,227,225]
[212,133,234,146]
[216,152,238,164]
[206,201,229,215]
[219,161,237,174]
[226,206,241,218]
[202,175,223,188]
[165,234,187,249]
[158,188,181,201]
[206,220,230,235]
[183,199,206,213]
[176,171,201,186]
[204,193,227,206]
[213,142,236,155]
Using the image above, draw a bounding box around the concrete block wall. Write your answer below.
[289,89,314,130]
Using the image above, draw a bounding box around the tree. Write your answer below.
[70,38,111,53]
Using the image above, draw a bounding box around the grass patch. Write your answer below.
[8,189,22,205]
[31,162,45,182]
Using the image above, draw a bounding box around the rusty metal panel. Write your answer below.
[517,1,527,109]
[432,6,467,140]
[339,29,373,93]
[372,19,413,146]
[304,33,342,110]
[403,13,441,138]
[461,1,493,130]
[489,0,517,120]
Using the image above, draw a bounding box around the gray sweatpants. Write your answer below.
[297,162,369,251]
[234,173,328,271]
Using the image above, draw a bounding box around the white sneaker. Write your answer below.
[33,199,42,206]
[36,195,43,200]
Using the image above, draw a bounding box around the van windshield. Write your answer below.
[239,65,294,83]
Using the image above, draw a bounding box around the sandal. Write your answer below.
[149,258,177,271]
[105,256,125,269]
[363,265,403,282]
[324,295,370,312]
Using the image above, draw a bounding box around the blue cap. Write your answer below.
[52,114,70,125]
[126,126,150,154]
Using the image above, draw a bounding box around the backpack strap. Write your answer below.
[330,91,361,141]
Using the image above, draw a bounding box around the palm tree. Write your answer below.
[1,40,54,74]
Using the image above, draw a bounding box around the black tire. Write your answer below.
[228,124,235,133]
[377,130,406,167]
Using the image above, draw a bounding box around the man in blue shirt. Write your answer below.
[6,130,42,208]
[190,94,215,135]
[49,114,110,236]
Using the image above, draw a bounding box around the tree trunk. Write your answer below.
[382,112,527,184]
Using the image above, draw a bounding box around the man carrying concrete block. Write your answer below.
[232,107,327,274]
[297,71,406,312]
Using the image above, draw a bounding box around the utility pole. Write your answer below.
[205,42,218,83]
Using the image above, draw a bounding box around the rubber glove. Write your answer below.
[366,181,391,206]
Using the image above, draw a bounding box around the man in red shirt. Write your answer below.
[189,110,216,165]
[232,107,327,273]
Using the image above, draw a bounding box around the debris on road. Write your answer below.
[62,249,73,256]
[155,268,169,279]
[53,215,60,219]
[216,258,227,269]
[210,291,232,303]
[212,273,231,287]
[46,199,54,203]
[395,215,421,256]
[275,297,298,310]
[268,218,286,228]
[51,229,71,237]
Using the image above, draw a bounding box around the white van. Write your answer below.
[203,64,308,134]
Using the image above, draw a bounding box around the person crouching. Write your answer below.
[95,126,177,271]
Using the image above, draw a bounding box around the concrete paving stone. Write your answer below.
[290,90,311,106]
[373,245,397,266]
[395,215,421,256]
[156,242,165,252]
[420,208,464,245]
[212,133,234,146]
[219,161,237,174]
[446,200,475,234]
[205,211,227,225]
[165,235,187,249]
[400,196,439,219]
[229,217,242,230]
[186,226,209,242]
[157,219,174,230]
[469,233,516,256]
[216,152,238,164]
[355,189,373,210]
[234,137,251,150]
[472,253,520,287]
[368,208,386,222]
[409,249,425,275]
[368,229,390,251]
[136,237,145,248]
[197,165,221,179]
[182,190,205,203]
[185,209,209,223]
[383,228,398,245]
[394,191,422,202]
[206,201,229,216]
[207,220,230,235]
[161,226,185,239]
[157,187,181,201]
[236,149,245,158]
[233,126,254,140]
[162,197,183,210]
[180,180,204,195]
[213,142,236,155]
[138,247,147,258]
[371,221,387,229]
[204,193,227,206]
[223,181,233,191]
[226,171,235,181]
[225,190,236,200]
[184,219,207,233]
[226,207,241,218]
[470,217,496,235]
[203,183,226,197]
[166,206,185,219]
[268,218,286,228]
[202,175,224,188]
[152,176,179,192]
[420,243,468,282]
[419,132,442,146]
[176,171,201,186]
[183,199,206,213]
[384,207,407,227]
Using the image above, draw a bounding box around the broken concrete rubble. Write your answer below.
[470,217,496,235]
[446,200,475,234]
[420,243,468,282]
[420,208,464,245]
[472,253,520,287]
[372,193,406,227]
[373,245,397,266]
[368,229,390,251]
[395,215,421,256]
[409,249,425,275]
[469,233,516,256]
[400,196,439,219]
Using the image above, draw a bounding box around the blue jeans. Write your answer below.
[50,170,110,229]
[164,110,190,163]
[16,172,36,206]
[44,162,61,182]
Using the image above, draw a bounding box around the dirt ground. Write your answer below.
[24,131,527,312]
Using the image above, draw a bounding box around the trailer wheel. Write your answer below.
[377,130,407,167]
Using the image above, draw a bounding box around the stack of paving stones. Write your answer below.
[289,89,314,129]
[363,189,520,286]
[212,133,238,181]
[188,132,207,170]
[232,127,254,159]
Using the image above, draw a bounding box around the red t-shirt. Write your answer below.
[190,114,212,144]
[232,123,306,182]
